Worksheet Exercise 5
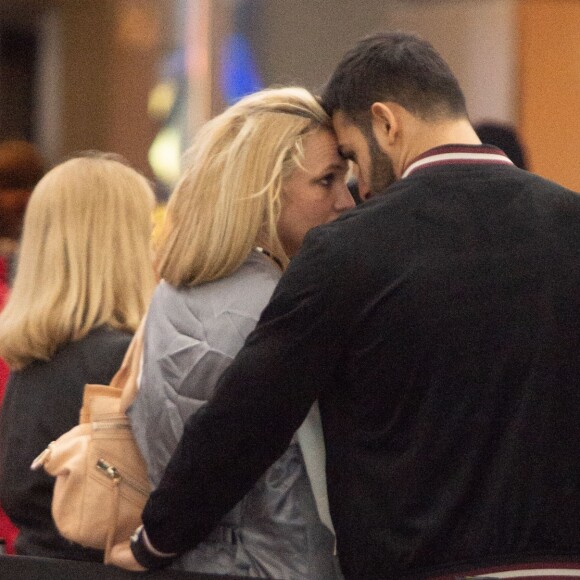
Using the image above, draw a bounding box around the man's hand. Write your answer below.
[107,540,147,572]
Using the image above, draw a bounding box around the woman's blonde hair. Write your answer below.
[156,86,332,286]
[0,154,156,369]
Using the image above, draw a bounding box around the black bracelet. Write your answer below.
[130,525,177,570]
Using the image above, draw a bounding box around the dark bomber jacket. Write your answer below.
[139,148,580,578]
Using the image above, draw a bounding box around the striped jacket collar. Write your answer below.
[402,144,514,179]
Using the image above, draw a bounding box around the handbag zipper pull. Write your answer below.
[30,443,54,471]
[96,458,121,482]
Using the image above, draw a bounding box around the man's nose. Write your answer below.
[356,175,371,201]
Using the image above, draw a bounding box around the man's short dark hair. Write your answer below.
[322,32,468,124]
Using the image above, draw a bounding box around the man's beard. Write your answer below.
[368,131,397,195]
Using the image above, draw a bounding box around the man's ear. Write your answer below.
[370,102,398,148]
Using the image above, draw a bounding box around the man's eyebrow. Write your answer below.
[338,146,354,161]
[320,162,347,174]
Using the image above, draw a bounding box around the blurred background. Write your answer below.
[1,0,579,197]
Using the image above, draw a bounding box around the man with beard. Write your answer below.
[115,33,580,579]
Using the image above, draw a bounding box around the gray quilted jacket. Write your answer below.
[128,251,340,579]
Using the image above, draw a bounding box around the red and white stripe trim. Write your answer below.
[402,145,514,179]
[472,569,580,578]
[429,562,580,579]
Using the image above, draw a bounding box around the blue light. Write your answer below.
[221,33,263,105]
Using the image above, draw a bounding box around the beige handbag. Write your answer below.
[31,320,150,563]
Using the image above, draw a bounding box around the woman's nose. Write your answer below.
[335,181,356,211]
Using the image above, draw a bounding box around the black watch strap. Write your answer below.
[130,525,178,570]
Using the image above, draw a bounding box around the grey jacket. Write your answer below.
[128,251,339,579]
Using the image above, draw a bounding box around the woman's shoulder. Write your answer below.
[241,249,283,282]
[211,250,281,304]
[205,252,281,324]
[2,327,133,433]
[160,251,280,293]
[14,326,131,375]
[153,252,281,321]
[34,326,132,387]
[70,326,132,356]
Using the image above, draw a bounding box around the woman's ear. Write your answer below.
[370,102,398,148]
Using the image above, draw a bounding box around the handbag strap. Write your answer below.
[103,479,122,564]
[116,314,147,414]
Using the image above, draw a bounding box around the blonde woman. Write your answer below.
[112,87,354,578]
[0,154,156,561]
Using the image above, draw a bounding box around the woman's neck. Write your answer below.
[254,246,283,270]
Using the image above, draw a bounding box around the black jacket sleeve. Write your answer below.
[140,226,350,555]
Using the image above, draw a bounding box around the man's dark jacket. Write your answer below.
[142,156,580,578]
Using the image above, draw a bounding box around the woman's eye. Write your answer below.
[319,174,335,187]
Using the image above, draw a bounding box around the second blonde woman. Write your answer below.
[0,154,156,561]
